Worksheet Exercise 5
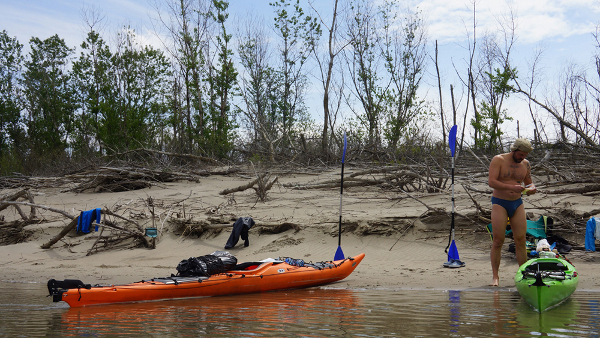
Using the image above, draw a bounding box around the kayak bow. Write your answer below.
[514,254,578,312]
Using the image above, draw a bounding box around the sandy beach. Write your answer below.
[2,168,600,292]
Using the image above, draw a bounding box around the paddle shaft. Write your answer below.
[338,161,345,246]
[451,155,455,241]
[337,132,347,251]
[445,125,458,254]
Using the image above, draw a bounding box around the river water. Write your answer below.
[2,281,600,337]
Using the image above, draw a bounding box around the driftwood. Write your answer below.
[545,183,600,195]
[0,176,70,189]
[40,211,150,250]
[219,175,264,195]
[462,184,491,221]
[0,191,40,245]
[0,189,36,220]
[218,171,279,202]
[87,225,105,256]
[0,194,150,251]
[3,142,600,253]
[41,217,78,249]
[86,219,152,255]
[170,217,301,238]
[0,220,34,244]
[283,167,446,193]
[2,201,75,219]
[64,166,203,193]
[0,189,30,211]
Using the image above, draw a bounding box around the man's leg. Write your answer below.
[490,203,508,286]
[509,204,528,267]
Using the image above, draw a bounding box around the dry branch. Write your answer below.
[1,201,75,219]
[41,217,78,249]
[219,176,262,195]
[0,220,33,244]
[64,166,203,193]
[545,184,600,195]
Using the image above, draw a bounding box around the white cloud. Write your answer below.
[1,1,82,47]
[412,0,600,44]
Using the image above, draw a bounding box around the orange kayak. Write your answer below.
[48,253,365,307]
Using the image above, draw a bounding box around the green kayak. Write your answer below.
[514,254,578,312]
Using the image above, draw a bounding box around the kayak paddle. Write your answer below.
[444,125,462,266]
[334,132,347,261]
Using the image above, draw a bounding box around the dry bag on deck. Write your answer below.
[176,251,237,277]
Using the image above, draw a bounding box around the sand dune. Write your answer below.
[1,169,600,291]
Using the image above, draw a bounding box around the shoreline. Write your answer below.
[1,172,600,291]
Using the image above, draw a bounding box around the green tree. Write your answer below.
[0,31,24,154]
[72,30,112,156]
[96,29,171,153]
[471,67,516,151]
[309,0,345,157]
[154,0,212,153]
[237,20,283,161]
[345,0,386,149]
[203,0,238,158]
[0,30,25,173]
[270,0,320,143]
[22,35,76,161]
[380,3,428,150]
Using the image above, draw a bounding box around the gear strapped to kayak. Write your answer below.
[176,251,237,277]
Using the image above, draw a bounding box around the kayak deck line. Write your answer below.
[48,253,365,307]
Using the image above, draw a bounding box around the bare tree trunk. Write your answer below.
[321,0,340,157]
[515,88,599,148]
[435,40,446,147]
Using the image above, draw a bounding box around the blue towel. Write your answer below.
[585,217,596,251]
[77,208,101,234]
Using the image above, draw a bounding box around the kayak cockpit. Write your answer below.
[520,259,576,283]
[524,260,568,272]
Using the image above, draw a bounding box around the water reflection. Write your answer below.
[59,289,362,337]
[448,290,460,333]
[589,299,600,335]
[514,297,580,335]
[2,281,600,337]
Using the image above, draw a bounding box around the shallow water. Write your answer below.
[2,281,600,337]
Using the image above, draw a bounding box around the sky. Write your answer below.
[2,0,600,142]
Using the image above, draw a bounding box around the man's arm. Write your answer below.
[522,160,537,195]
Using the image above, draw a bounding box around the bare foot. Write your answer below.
[490,278,499,287]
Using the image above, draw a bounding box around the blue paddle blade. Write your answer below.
[449,125,457,157]
[342,132,347,163]
[447,240,460,261]
[334,246,345,260]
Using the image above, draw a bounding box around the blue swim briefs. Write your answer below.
[491,196,523,218]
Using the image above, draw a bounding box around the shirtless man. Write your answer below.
[488,138,537,286]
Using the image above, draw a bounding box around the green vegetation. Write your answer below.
[2,1,599,176]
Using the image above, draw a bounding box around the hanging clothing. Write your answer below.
[585,217,596,252]
[77,208,101,234]
[224,217,255,249]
